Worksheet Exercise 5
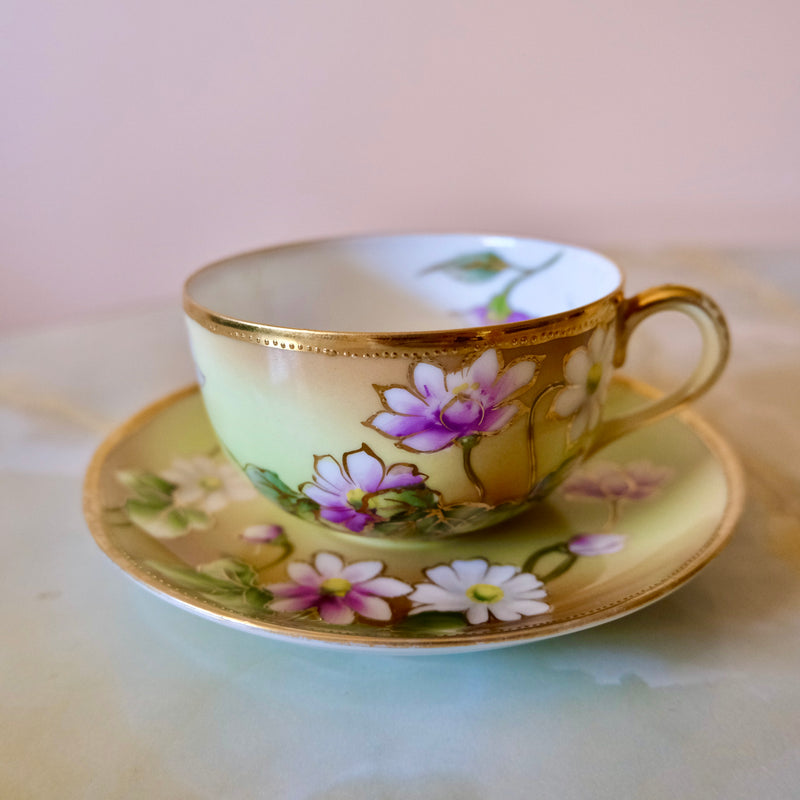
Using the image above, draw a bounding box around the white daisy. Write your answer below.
[551,326,616,442]
[408,558,549,625]
[160,456,257,513]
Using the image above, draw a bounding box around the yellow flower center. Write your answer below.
[586,362,603,395]
[466,583,504,604]
[200,476,223,490]
[450,381,480,396]
[346,488,367,510]
[320,577,352,597]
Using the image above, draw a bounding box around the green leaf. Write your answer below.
[422,252,511,283]
[245,465,319,519]
[116,469,176,502]
[124,496,171,520]
[367,485,441,519]
[147,558,274,614]
[396,611,467,634]
[198,557,257,587]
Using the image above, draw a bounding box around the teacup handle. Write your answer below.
[588,285,730,454]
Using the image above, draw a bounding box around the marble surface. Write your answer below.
[1,249,799,799]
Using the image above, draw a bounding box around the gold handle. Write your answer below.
[588,285,730,454]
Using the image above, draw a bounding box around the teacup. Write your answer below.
[183,233,729,540]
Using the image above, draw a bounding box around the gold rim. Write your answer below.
[183,232,625,356]
[83,379,745,651]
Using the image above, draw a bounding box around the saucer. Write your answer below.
[83,379,744,654]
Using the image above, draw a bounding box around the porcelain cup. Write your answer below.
[183,233,729,540]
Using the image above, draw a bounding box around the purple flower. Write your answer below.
[240,524,284,543]
[366,349,538,452]
[266,552,412,624]
[567,533,627,556]
[561,460,673,502]
[300,444,427,533]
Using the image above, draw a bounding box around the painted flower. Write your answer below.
[367,349,538,452]
[470,306,529,325]
[266,552,412,624]
[551,326,615,441]
[567,533,627,556]
[300,444,427,533]
[160,456,257,513]
[560,460,673,502]
[241,524,285,543]
[408,558,549,625]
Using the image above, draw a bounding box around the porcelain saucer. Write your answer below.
[83,379,744,654]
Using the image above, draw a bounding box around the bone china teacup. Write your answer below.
[183,233,729,540]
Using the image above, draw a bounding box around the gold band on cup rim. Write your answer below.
[182,234,626,357]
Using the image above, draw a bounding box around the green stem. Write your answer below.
[522,542,569,574]
[526,382,565,493]
[540,553,579,584]
[459,436,485,501]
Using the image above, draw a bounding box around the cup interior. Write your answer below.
[185,234,622,333]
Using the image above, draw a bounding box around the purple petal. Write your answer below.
[345,592,392,621]
[368,411,428,438]
[382,463,426,489]
[301,482,344,506]
[343,448,385,492]
[440,398,484,431]
[286,562,323,586]
[490,359,537,402]
[568,533,626,556]
[382,387,430,416]
[312,455,350,492]
[318,596,355,624]
[463,349,500,389]
[270,596,319,613]
[316,505,356,522]
[412,362,447,400]
[479,403,518,433]
[400,427,459,452]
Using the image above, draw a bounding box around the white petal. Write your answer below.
[564,347,591,385]
[314,552,345,578]
[341,560,384,584]
[449,559,491,586]
[466,604,490,625]
[552,386,585,418]
[483,564,518,587]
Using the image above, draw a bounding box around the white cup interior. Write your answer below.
[186,234,622,333]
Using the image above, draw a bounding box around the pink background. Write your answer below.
[2,1,799,330]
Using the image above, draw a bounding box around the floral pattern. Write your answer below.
[113,445,676,630]
[420,249,563,324]
[551,325,616,442]
[299,444,429,533]
[367,349,537,453]
[408,558,549,624]
[161,456,257,513]
[266,552,412,625]
[560,460,673,502]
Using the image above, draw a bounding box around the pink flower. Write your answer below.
[366,349,538,452]
[266,552,412,625]
[241,524,284,543]
[300,444,427,533]
[561,460,673,502]
[567,533,627,556]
